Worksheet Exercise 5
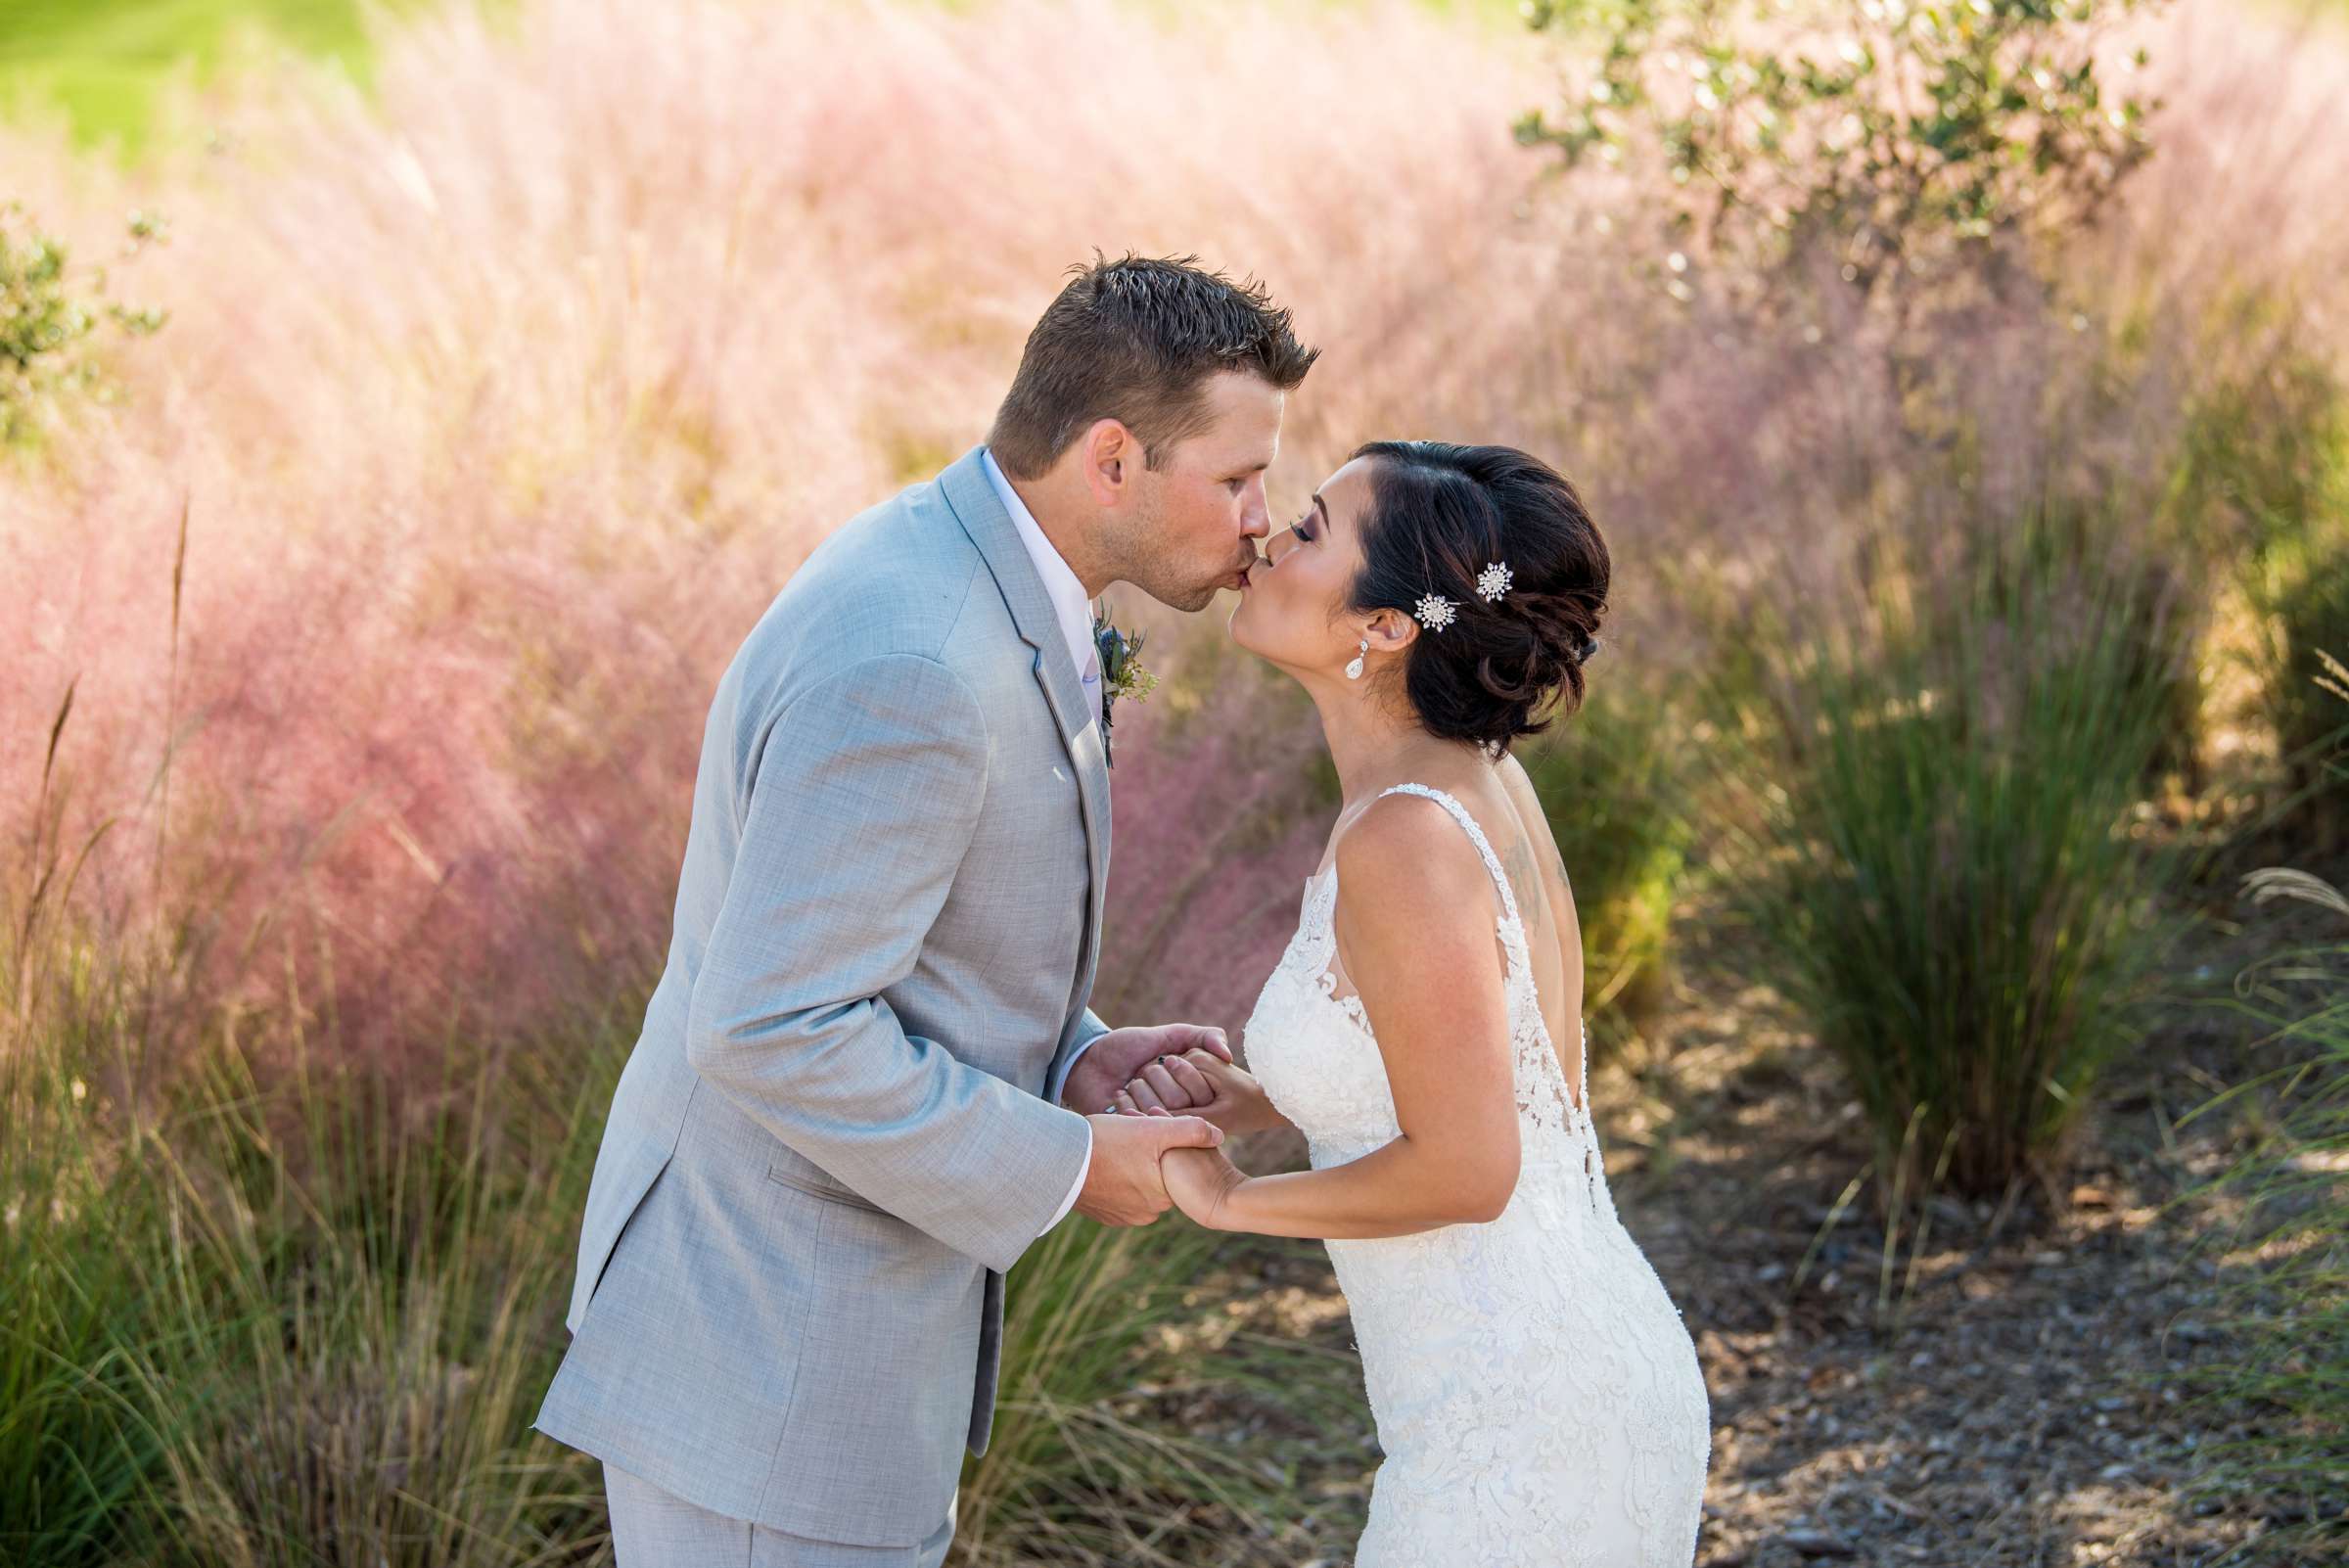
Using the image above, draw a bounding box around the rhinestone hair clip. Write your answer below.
[1413,562,1513,632]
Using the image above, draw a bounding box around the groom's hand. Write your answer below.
[1075,1113,1225,1226]
[1063,1023,1232,1119]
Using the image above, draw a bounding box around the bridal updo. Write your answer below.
[1348,440,1609,755]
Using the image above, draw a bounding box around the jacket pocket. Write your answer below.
[762,1158,889,1215]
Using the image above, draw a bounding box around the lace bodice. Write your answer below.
[1239,782,1711,1567]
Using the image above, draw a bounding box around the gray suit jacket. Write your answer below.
[533,444,1111,1550]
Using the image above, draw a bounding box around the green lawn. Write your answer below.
[0,0,423,156]
[0,0,1535,161]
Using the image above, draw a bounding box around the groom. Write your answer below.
[533,254,1319,1565]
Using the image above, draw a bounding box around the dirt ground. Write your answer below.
[1153,863,2338,1568]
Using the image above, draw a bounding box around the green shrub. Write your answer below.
[2161,323,2349,832]
[0,202,166,443]
[1516,0,2163,302]
[2161,298,2347,557]
[1717,517,2188,1200]
[1520,669,1692,1025]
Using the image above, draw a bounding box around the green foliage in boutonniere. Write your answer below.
[1090,605,1157,768]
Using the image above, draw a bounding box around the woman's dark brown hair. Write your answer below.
[988,253,1318,480]
[1348,440,1609,755]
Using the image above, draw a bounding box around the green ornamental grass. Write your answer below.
[1718,516,2191,1202]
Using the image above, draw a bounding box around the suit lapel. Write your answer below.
[937,446,1112,1028]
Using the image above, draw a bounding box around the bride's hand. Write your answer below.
[1112,1047,1287,1135]
[1159,1144,1249,1229]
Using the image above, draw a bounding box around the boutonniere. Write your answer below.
[1090,603,1158,769]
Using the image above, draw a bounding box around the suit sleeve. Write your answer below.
[1044,1007,1114,1107]
[683,653,1094,1273]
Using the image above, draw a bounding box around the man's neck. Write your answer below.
[1002,465,1116,599]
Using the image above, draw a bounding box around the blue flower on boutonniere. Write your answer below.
[1090,603,1158,770]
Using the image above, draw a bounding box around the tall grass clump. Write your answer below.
[1,679,188,1566]
[0,990,169,1567]
[1716,514,2191,1203]
[120,1025,620,1567]
[2172,849,2349,1559]
[4,819,624,1568]
[2153,311,2349,832]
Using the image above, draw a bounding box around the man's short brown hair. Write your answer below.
[987,253,1319,480]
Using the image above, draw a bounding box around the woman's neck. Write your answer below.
[1308,677,1478,810]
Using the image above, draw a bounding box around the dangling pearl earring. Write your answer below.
[1345,638,1368,681]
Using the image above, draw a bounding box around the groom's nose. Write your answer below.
[1238,478,1271,538]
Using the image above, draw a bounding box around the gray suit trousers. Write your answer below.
[605,1463,955,1568]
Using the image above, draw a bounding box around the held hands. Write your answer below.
[1074,1111,1224,1226]
[1063,1023,1268,1228]
[1097,1044,1271,1232]
[1062,1023,1232,1120]
[1109,1047,1284,1136]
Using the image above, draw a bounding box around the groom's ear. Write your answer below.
[1080,418,1139,508]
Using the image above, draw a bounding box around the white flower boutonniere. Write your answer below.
[1090,604,1157,769]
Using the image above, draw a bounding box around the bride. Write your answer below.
[1107,440,1712,1566]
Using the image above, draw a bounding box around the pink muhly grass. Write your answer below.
[1,0,2343,1073]
[0,0,1569,1066]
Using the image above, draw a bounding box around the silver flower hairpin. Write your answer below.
[1413,593,1457,632]
[1476,562,1513,603]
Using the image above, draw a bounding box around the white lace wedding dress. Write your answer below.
[1241,783,1712,1567]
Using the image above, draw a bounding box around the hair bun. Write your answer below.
[1346,439,1610,756]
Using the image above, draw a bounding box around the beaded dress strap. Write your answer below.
[1375,783,1524,932]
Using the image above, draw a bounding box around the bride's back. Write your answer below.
[1486,756,1588,1111]
[1341,757,1588,1111]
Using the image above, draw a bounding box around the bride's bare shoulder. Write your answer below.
[1332,789,1492,926]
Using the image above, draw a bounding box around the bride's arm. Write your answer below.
[1161,797,1521,1239]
